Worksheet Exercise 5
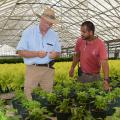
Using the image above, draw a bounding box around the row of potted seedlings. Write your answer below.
[0,99,20,120]
[31,80,120,120]
[0,99,8,120]
[11,78,120,120]
[12,90,52,120]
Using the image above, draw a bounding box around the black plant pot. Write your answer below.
[31,93,39,100]
[12,99,21,109]
[12,100,16,109]
[31,93,48,107]
[91,109,107,119]
[115,97,120,107]
[12,100,25,115]
[56,112,71,120]
[55,109,71,120]
[0,85,3,93]
[109,97,120,108]
[87,97,95,103]
[20,107,29,120]
[69,90,77,99]
[46,103,56,114]
[106,108,116,116]
[45,118,52,120]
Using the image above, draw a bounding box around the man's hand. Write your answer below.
[69,52,80,77]
[37,51,47,58]
[103,80,111,91]
[49,51,59,59]
[69,67,74,77]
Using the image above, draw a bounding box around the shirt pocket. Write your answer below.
[46,43,54,52]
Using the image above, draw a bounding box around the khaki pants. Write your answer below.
[77,73,100,83]
[24,65,54,100]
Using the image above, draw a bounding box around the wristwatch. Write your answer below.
[104,78,110,82]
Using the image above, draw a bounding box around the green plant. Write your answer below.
[113,107,120,118]
[104,88,120,105]
[47,92,57,104]
[95,95,108,110]
[54,83,63,89]
[23,100,50,120]
[105,91,116,103]
[32,87,42,94]
[32,87,47,97]
[0,99,5,109]
[62,87,71,98]
[74,82,84,92]
[53,84,64,97]
[71,107,85,120]
[105,107,120,120]
[88,88,98,98]
[57,99,71,113]
[77,91,88,104]
[113,88,120,99]
[0,100,8,120]
[0,110,8,120]
[71,107,95,120]
[14,90,26,102]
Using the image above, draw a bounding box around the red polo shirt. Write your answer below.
[75,38,108,74]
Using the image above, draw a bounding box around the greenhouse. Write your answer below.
[0,0,120,120]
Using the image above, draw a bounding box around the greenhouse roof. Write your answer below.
[0,0,120,51]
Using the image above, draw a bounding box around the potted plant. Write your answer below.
[0,110,8,120]
[71,106,85,120]
[24,100,51,120]
[91,95,108,119]
[55,98,71,120]
[46,92,57,114]
[12,90,28,118]
[76,91,88,108]
[53,84,64,100]
[32,87,48,106]
[110,107,120,119]
[62,87,71,98]
[71,106,95,120]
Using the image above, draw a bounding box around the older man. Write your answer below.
[16,7,61,99]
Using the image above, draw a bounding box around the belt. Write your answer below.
[33,64,49,67]
[84,72,99,75]
[32,64,54,69]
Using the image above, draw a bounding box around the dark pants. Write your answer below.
[77,73,100,83]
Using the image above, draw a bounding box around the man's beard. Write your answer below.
[82,36,90,40]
